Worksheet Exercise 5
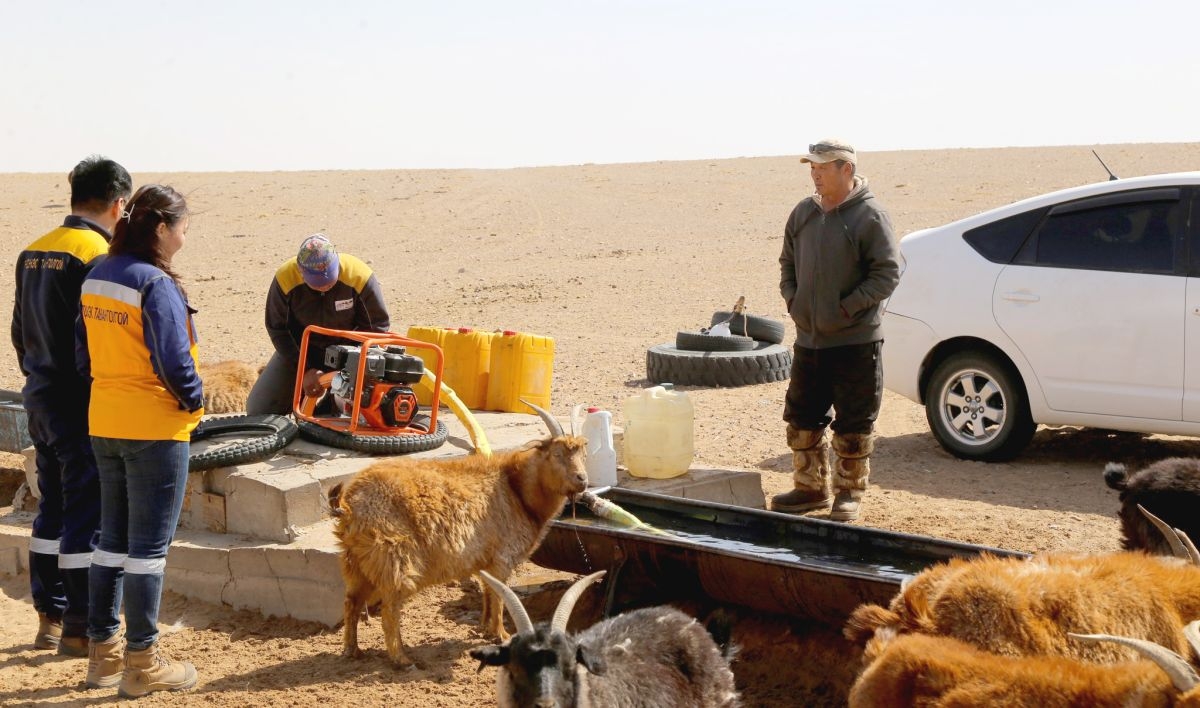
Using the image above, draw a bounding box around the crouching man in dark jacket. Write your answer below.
[246,233,391,415]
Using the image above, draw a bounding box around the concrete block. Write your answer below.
[164,568,228,606]
[180,470,228,535]
[0,514,29,576]
[223,542,344,625]
[169,540,232,578]
[224,469,322,543]
[0,545,24,576]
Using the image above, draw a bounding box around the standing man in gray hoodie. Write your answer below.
[774,139,901,521]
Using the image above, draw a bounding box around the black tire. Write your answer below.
[296,413,448,454]
[675,329,757,352]
[646,342,791,388]
[710,311,787,344]
[189,414,299,471]
[924,351,1036,462]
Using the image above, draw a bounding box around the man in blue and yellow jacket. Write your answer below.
[10,156,132,653]
[246,233,391,414]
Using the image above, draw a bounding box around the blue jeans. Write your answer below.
[87,437,189,650]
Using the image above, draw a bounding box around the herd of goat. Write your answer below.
[200,364,1200,706]
[318,394,1200,707]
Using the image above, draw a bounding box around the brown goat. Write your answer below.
[844,550,1200,664]
[327,402,587,666]
[847,621,1200,707]
[199,360,263,414]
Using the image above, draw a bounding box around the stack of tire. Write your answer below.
[647,311,792,387]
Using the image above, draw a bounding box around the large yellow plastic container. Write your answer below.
[622,385,694,478]
[486,330,555,414]
[405,326,451,405]
[442,328,494,410]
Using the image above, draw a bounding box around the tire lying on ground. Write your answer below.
[189,414,299,471]
[647,342,792,388]
[675,329,757,352]
[710,311,787,345]
[296,413,448,454]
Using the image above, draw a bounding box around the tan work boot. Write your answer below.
[830,433,874,522]
[58,634,90,657]
[34,613,63,650]
[87,634,125,689]
[772,426,831,513]
[118,643,198,698]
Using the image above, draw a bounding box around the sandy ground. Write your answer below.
[2,143,1200,705]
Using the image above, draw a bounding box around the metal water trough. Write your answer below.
[531,487,1028,626]
[0,390,31,454]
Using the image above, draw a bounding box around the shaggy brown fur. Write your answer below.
[844,552,1200,664]
[848,630,1198,707]
[199,360,263,414]
[328,435,588,666]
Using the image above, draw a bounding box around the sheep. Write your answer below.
[469,570,741,708]
[847,620,1200,707]
[199,360,262,414]
[844,542,1200,664]
[327,400,588,667]
[1106,458,1200,556]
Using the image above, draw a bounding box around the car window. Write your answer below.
[1028,197,1181,274]
[962,208,1047,264]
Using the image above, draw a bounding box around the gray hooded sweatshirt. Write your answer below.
[779,176,901,349]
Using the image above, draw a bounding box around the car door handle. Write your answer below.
[1001,291,1040,303]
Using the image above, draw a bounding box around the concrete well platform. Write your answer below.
[1,409,765,627]
[180,410,557,543]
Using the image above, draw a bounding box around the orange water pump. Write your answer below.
[293,326,443,437]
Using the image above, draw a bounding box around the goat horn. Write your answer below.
[550,570,606,633]
[1137,504,1195,562]
[1179,530,1200,565]
[477,571,534,636]
[1070,631,1199,691]
[1186,620,1200,658]
[522,399,564,437]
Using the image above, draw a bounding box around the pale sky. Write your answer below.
[2,0,1197,173]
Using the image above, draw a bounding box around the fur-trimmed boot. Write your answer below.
[771,426,831,513]
[830,433,873,522]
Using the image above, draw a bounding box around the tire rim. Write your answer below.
[935,367,1008,447]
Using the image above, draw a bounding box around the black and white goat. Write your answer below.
[469,570,741,708]
[1105,457,1200,556]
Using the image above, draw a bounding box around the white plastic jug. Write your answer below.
[580,406,617,488]
[623,385,694,479]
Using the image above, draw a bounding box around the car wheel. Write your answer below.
[646,342,791,387]
[924,351,1035,461]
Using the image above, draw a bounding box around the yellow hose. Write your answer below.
[415,371,492,456]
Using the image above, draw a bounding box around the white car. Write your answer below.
[882,172,1200,461]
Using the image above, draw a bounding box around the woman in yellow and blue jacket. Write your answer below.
[76,184,202,697]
